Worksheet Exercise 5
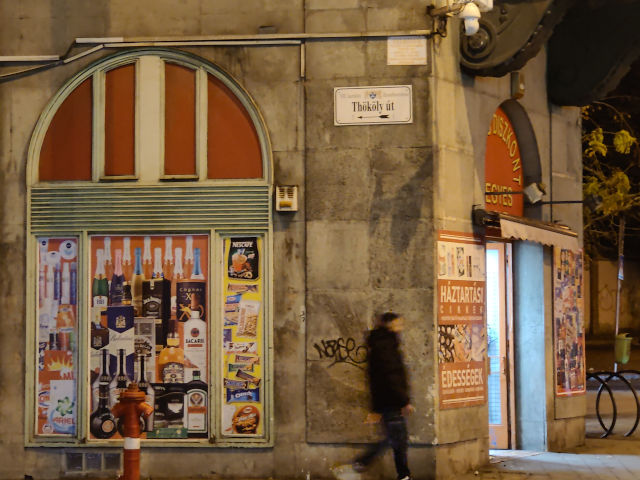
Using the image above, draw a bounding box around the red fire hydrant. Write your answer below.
[111,383,154,480]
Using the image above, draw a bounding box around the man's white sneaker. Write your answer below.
[331,464,362,480]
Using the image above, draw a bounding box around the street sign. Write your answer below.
[333,85,413,126]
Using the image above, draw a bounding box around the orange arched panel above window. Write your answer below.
[207,74,262,179]
[39,77,93,181]
[105,64,135,177]
[165,63,196,176]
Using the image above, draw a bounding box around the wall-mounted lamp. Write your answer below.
[484,182,602,211]
[427,0,493,37]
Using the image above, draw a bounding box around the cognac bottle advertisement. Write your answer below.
[88,234,209,440]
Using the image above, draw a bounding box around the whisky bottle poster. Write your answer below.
[221,236,263,436]
[88,234,209,440]
[36,237,78,436]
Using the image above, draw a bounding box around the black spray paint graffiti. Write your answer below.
[313,337,368,369]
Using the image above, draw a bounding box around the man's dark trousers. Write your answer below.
[355,410,410,479]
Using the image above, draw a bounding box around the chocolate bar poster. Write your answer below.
[553,248,586,396]
[35,237,78,436]
[221,236,264,436]
[227,237,259,280]
[437,231,487,410]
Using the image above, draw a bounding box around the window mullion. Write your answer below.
[136,56,164,183]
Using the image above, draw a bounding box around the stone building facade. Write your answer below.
[0,1,585,479]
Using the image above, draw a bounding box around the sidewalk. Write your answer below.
[457,437,640,479]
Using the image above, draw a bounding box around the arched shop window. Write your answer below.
[26,49,272,446]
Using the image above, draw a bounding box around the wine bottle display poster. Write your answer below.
[36,237,78,436]
[88,234,209,440]
[221,236,264,436]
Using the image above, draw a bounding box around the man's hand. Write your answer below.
[401,404,415,416]
[364,412,382,424]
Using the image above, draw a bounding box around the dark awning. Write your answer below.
[473,208,579,251]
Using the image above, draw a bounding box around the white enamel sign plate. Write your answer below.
[334,85,413,126]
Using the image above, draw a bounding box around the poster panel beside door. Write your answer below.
[437,231,487,409]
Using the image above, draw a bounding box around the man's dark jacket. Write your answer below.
[366,326,409,412]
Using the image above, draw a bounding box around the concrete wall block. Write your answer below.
[244,45,301,84]
[273,150,305,189]
[369,219,434,289]
[364,40,431,84]
[437,405,488,444]
[435,437,488,478]
[433,148,482,223]
[247,79,302,153]
[108,0,202,37]
[305,83,371,150]
[306,360,372,442]
[306,0,361,9]
[306,148,371,221]
[432,79,474,149]
[367,79,432,149]
[307,220,371,289]
[305,41,367,80]
[431,29,462,84]
[366,6,430,32]
[305,9,366,34]
[551,106,582,178]
[465,72,509,100]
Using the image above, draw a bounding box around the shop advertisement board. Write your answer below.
[553,248,586,396]
[221,237,264,436]
[88,234,209,440]
[437,231,487,409]
[35,237,78,436]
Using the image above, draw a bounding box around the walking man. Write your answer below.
[334,312,414,480]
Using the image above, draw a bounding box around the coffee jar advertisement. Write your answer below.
[227,237,259,280]
[221,236,264,436]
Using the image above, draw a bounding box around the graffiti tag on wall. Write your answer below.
[313,337,368,369]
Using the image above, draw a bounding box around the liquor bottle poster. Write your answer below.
[36,237,78,436]
[436,231,487,410]
[222,236,263,436]
[88,234,209,440]
[553,248,586,396]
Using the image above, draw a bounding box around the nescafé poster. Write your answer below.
[222,236,264,436]
[553,248,586,396]
[437,231,487,409]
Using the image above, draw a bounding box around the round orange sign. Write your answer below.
[485,107,524,216]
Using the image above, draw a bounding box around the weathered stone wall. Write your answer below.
[0,1,585,479]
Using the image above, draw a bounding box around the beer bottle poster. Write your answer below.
[227,237,259,280]
[36,237,78,436]
[222,236,264,436]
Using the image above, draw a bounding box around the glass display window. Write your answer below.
[88,234,210,440]
[35,237,79,437]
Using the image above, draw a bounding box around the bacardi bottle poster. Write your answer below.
[88,234,209,440]
[553,248,586,396]
[36,237,78,436]
[437,231,487,409]
[221,236,263,436]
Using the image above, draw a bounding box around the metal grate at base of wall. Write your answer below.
[63,451,121,475]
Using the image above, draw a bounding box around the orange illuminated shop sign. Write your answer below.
[485,107,523,216]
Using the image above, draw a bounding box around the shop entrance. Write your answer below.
[486,242,515,449]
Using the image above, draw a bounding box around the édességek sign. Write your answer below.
[334,85,413,126]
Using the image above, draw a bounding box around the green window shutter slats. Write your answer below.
[30,185,270,233]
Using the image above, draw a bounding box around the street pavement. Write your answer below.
[457,437,640,479]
